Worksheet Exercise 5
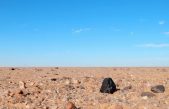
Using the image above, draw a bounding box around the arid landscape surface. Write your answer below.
[0,67,169,109]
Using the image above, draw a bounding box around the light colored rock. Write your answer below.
[25,105,30,109]
[66,102,76,109]
[72,79,81,84]
[29,82,35,86]
[142,96,148,100]
[19,81,26,89]
[65,80,71,85]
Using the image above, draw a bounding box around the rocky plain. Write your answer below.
[0,67,169,109]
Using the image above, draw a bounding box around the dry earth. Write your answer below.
[0,67,169,109]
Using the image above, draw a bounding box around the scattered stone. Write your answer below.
[54,73,59,75]
[72,79,81,84]
[17,90,24,95]
[66,102,77,109]
[25,104,30,109]
[55,67,59,69]
[151,85,165,93]
[100,78,117,94]
[65,80,71,85]
[29,82,35,86]
[19,81,26,89]
[141,92,155,98]
[1,68,169,108]
[6,90,13,97]
[11,68,15,70]
[141,96,148,100]
[77,86,85,89]
[51,78,57,81]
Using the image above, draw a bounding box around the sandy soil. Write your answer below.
[0,67,169,109]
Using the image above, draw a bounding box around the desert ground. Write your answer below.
[0,67,169,109]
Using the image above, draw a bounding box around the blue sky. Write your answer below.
[0,0,169,67]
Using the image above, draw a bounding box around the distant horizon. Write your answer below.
[0,66,169,68]
[0,0,169,66]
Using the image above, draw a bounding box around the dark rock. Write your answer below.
[11,68,15,70]
[151,85,165,93]
[100,78,117,94]
[54,73,59,75]
[141,92,155,98]
[18,90,24,95]
[51,78,57,81]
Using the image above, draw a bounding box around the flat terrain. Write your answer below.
[0,67,169,109]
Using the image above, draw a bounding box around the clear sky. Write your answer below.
[0,0,169,67]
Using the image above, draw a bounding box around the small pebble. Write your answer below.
[151,85,165,93]
[141,92,155,98]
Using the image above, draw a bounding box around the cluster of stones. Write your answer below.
[0,68,168,109]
